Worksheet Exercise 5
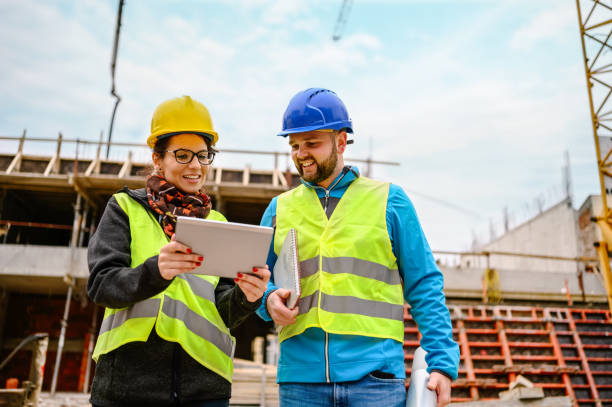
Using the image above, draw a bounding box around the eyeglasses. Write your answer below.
[165,148,216,165]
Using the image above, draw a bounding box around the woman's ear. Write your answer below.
[152,152,161,167]
[152,152,164,176]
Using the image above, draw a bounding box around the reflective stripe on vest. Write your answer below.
[274,177,404,343]
[92,192,235,382]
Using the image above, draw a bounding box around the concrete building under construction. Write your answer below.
[0,134,610,407]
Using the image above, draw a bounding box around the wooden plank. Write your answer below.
[242,166,250,185]
[43,155,58,176]
[118,151,132,178]
[5,152,22,174]
[231,360,278,406]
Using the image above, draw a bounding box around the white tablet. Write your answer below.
[175,216,273,278]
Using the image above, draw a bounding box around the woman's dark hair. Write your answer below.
[152,134,212,157]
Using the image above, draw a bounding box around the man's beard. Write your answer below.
[296,143,338,185]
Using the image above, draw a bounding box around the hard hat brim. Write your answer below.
[277,121,353,137]
[147,131,218,148]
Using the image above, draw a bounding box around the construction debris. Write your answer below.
[449,396,572,407]
[405,305,612,405]
[499,375,544,401]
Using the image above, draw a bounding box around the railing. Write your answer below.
[0,132,400,174]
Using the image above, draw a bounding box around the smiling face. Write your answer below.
[288,130,347,188]
[152,133,210,194]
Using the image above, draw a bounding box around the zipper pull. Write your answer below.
[324,189,330,213]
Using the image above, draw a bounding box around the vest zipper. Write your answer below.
[320,166,351,215]
[325,332,331,383]
[313,166,354,384]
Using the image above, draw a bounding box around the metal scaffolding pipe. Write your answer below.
[71,194,83,248]
[0,220,72,230]
[50,192,81,395]
[83,305,98,393]
[50,284,72,396]
[78,201,90,247]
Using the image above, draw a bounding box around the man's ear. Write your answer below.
[336,131,348,154]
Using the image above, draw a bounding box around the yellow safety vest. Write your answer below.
[92,192,236,382]
[275,176,404,343]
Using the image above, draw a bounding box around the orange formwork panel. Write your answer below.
[403,304,612,407]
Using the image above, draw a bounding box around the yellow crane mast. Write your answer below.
[576,0,612,314]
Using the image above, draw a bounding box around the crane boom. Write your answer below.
[332,0,354,41]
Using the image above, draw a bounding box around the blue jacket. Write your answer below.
[257,167,459,383]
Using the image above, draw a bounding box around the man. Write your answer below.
[257,88,459,407]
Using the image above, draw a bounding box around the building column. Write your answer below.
[0,189,7,244]
[0,188,6,218]
[0,289,9,352]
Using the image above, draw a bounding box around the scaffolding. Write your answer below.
[404,305,612,407]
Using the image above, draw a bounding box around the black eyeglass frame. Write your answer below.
[164,148,216,165]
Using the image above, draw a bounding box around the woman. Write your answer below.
[87,95,270,407]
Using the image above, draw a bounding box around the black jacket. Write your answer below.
[87,188,260,406]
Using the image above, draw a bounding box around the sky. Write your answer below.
[0,0,601,253]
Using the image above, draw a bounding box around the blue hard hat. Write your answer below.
[277,88,353,137]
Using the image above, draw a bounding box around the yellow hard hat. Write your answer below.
[147,95,219,148]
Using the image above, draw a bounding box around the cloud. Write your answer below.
[0,0,599,251]
[510,3,576,50]
[261,1,310,25]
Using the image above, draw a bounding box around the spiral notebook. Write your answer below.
[273,228,301,309]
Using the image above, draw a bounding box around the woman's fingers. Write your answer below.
[160,241,203,261]
[161,260,201,270]
[252,265,271,283]
[162,252,203,264]
[158,239,203,279]
[162,239,193,255]
[235,266,270,302]
[235,279,256,301]
[158,259,199,280]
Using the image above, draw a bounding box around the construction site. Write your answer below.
[1,1,612,407]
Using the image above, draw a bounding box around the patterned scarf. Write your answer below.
[146,175,212,237]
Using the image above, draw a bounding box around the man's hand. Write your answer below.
[267,289,298,326]
[427,372,452,407]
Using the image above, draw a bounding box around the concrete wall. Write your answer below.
[0,245,88,277]
[0,245,88,294]
[461,199,581,273]
[577,195,609,262]
[442,266,607,302]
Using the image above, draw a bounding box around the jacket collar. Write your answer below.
[121,187,150,210]
[300,165,360,192]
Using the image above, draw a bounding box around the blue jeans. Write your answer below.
[279,373,406,407]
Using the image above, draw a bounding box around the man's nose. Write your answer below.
[296,146,308,159]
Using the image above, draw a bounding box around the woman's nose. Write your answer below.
[188,155,201,168]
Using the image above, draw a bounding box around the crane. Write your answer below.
[332,0,354,41]
[106,0,125,159]
[576,0,612,314]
